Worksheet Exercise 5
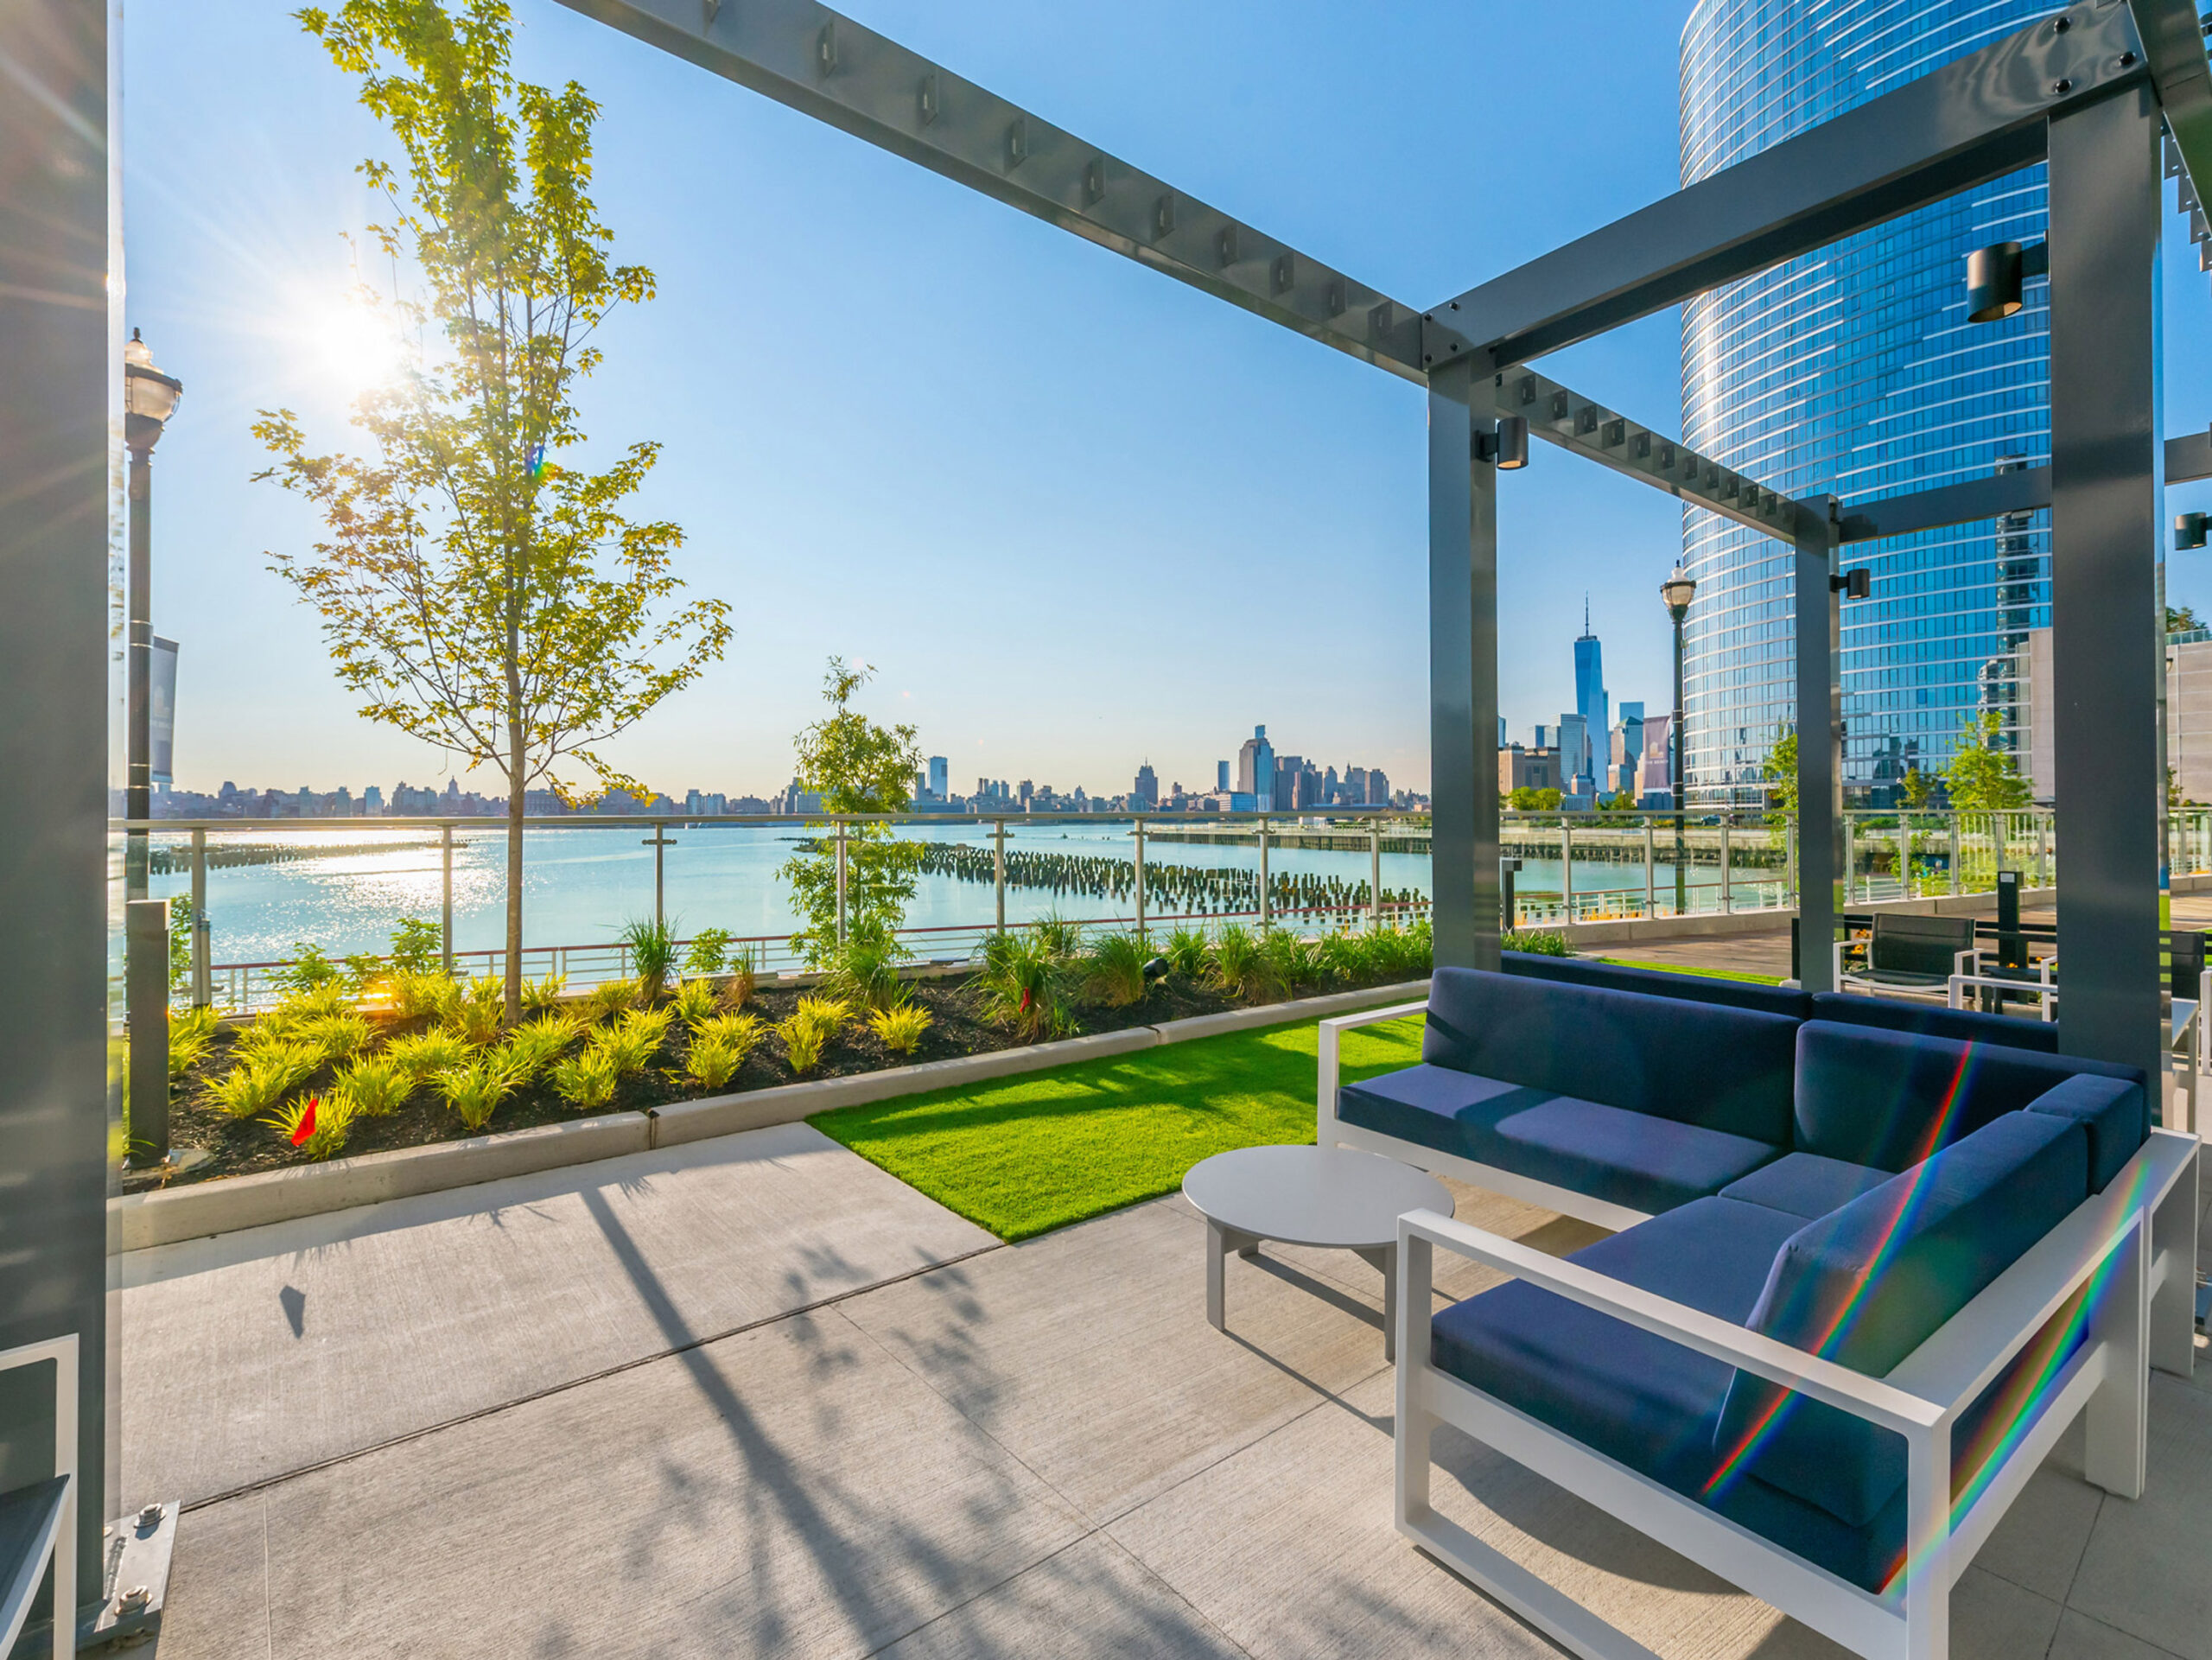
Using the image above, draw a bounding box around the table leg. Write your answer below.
[1207,1220,1226,1331]
[1355,1244,1398,1362]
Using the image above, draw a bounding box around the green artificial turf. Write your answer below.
[808,1015,1427,1242]
[1598,957,1783,986]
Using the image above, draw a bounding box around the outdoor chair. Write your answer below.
[1391,1062,2199,1660]
[1834,913,1976,997]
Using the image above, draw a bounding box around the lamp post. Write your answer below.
[1662,569,1697,916]
[124,328,182,900]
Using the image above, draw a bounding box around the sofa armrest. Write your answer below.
[1395,1207,1942,1434]
[1317,999,1432,1144]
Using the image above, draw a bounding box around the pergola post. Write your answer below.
[2047,83,2164,1086]
[1793,499,1842,992]
[1428,358,1500,970]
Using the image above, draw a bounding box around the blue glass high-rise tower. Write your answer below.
[1678,0,2055,805]
[1573,598,1608,792]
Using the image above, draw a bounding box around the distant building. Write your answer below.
[1236,726,1275,810]
[1637,713,1675,806]
[1365,769,1389,806]
[1573,600,1608,787]
[363,785,384,814]
[1500,746,1560,795]
[1555,714,1589,793]
[1217,760,1230,792]
[927,756,948,800]
[1344,766,1369,806]
[1133,762,1159,809]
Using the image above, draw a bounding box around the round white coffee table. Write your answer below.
[1181,1144,1454,1360]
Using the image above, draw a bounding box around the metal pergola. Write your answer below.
[2,0,2208,1628]
[556,0,2211,1088]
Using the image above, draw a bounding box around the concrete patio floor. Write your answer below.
[130,1122,2212,1660]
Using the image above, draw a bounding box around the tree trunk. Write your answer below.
[504,741,525,1024]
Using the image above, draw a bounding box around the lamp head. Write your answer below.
[1660,569,1697,620]
[1965,241,2024,323]
[123,328,183,452]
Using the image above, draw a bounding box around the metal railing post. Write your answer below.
[1643,819,1656,918]
[1370,823,1382,932]
[1843,813,1855,906]
[127,898,168,1167]
[1719,815,1732,913]
[2035,811,2049,888]
[1258,816,1270,932]
[190,827,211,1008]
[1134,817,1147,944]
[1949,812,1961,895]
[1560,818,1574,923]
[1785,813,1797,909]
[642,820,677,929]
[993,819,1007,935]
[835,820,848,945]
[1898,821,1912,900]
[442,823,454,975]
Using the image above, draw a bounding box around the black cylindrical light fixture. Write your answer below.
[1495,414,1529,470]
[1965,241,2024,323]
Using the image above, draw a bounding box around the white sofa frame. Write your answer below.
[0,1333,78,1660]
[1390,1128,2198,1660]
[1317,1000,1656,1232]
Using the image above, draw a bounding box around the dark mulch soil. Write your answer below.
[129,968,1393,1195]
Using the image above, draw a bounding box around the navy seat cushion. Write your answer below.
[2024,1073,2145,1193]
[1793,1020,2142,1171]
[1714,1111,2089,1527]
[1334,1065,1550,1166]
[1719,1153,1891,1220]
[1430,1197,1807,1491]
[1493,1099,1779,1214]
[1505,952,1811,1020]
[1809,990,2058,1053]
[1424,967,1797,1145]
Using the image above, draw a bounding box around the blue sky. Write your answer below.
[124,1,2212,801]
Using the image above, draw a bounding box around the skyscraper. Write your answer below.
[1679,0,2054,805]
[1236,725,1275,810]
[927,756,948,801]
[1133,762,1159,809]
[1573,598,1607,792]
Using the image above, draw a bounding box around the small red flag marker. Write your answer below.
[290,1097,318,1148]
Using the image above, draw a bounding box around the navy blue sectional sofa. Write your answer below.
[1341,965,2200,1655]
[1330,965,2126,1225]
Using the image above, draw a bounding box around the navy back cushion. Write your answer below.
[1504,952,1812,1020]
[1423,967,1796,1145]
[1792,1020,2142,1171]
[2024,1072,2145,1193]
[1809,991,2058,1054]
[1713,1111,2089,1526]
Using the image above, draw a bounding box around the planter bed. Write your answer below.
[131,966,1421,1195]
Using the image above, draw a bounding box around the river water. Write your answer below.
[135,820,1774,969]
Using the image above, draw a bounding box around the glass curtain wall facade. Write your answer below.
[1678,0,2054,805]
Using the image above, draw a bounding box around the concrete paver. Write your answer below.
[142,1111,2212,1660]
[123,1122,995,1509]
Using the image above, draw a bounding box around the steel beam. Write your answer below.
[1484,366,1809,541]
[1838,469,2052,544]
[2129,0,2212,218]
[2048,82,2165,1087]
[1428,358,1499,971]
[2169,429,2212,486]
[558,0,1802,549]
[554,0,1433,378]
[0,0,113,1622]
[1793,501,1842,994]
[1432,3,2150,370]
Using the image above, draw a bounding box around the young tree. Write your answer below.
[781,659,925,965]
[1760,726,1797,820]
[256,0,730,1019]
[1945,711,2033,810]
[1898,765,1936,810]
